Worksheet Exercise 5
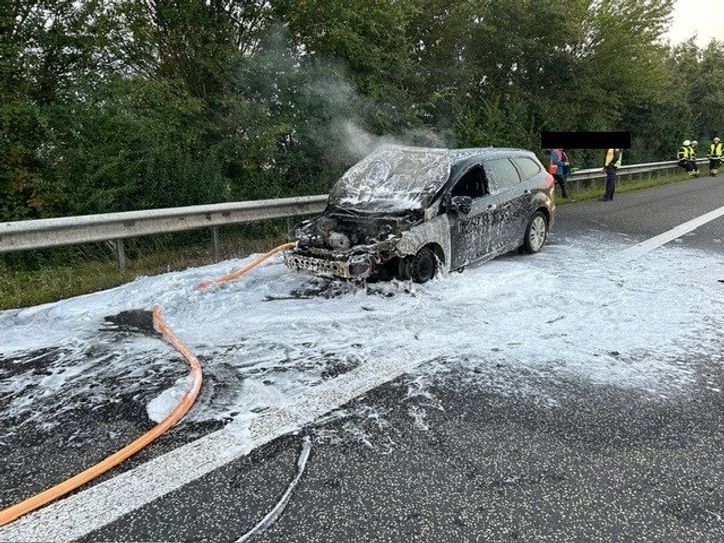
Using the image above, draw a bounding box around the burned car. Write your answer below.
[284,145,555,282]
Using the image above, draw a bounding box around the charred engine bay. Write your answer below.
[291,208,422,278]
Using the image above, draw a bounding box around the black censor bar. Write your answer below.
[541,131,631,149]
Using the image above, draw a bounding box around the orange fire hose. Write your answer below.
[0,242,294,527]
[198,242,296,289]
[0,305,202,527]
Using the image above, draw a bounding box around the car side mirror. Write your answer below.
[449,195,472,215]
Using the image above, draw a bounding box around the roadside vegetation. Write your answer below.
[2,1,723,224]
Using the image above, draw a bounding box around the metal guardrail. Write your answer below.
[568,158,707,181]
[0,195,327,268]
[0,158,709,268]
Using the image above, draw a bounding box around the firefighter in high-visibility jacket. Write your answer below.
[677,140,698,176]
[708,137,722,176]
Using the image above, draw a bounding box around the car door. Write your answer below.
[482,158,527,253]
[446,165,494,269]
[448,195,495,269]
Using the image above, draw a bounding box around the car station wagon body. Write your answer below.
[284,145,555,282]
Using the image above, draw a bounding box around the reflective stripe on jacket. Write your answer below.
[710,143,723,158]
[605,148,622,168]
[678,146,690,160]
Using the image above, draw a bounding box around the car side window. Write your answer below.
[512,157,542,180]
[485,158,521,191]
[450,165,488,199]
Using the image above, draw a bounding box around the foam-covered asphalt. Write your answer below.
[2,174,724,542]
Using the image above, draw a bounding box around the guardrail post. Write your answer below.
[212,227,221,262]
[115,239,126,272]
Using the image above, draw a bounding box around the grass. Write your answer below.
[0,169,700,310]
[0,233,285,310]
[1,260,132,309]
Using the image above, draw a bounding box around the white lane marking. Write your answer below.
[0,356,423,542]
[619,204,724,260]
[4,204,724,541]
[236,436,312,543]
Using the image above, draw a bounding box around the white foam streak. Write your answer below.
[236,436,312,543]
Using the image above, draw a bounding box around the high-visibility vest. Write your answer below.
[605,148,622,168]
[678,146,690,160]
[688,146,697,160]
[710,143,723,158]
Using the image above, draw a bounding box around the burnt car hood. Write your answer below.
[328,145,451,213]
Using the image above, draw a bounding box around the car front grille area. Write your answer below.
[284,253,352,278]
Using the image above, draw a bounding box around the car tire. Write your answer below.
[404,247,437,283]
[521,211,548,254]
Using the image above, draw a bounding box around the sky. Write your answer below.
[666,0,724,47]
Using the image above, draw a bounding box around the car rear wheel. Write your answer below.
[402,247,437,283]
[521,211,548,254]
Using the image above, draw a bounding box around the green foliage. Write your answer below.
[687,41,724,141]
[50,77,229,214]
[0,0,719,224]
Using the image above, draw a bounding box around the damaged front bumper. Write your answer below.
[283,250,373,280]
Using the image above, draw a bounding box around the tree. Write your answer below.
[0,0,716,223]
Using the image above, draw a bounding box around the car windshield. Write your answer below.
[328,146,451,212]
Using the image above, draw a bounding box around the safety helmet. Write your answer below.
[692,140,698,146]
[683,140,691,146]
[715,137,721,143]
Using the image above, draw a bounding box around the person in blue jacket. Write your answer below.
[548,148,570,199]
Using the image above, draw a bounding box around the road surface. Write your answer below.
[1,175,723,542]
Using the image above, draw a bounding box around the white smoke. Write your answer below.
[338,120,451,161]
[245,27,453,168]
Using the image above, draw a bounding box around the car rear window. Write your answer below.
[513,157,542,179]
[486,158,521,191]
